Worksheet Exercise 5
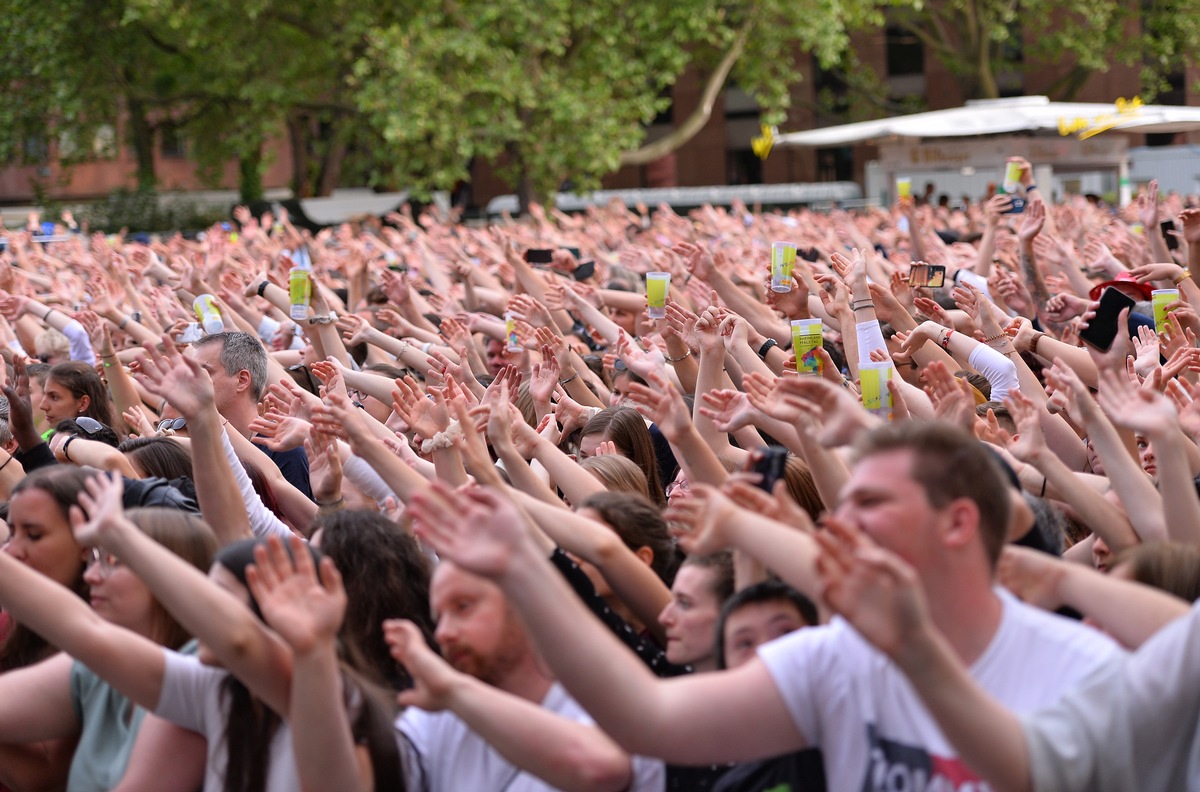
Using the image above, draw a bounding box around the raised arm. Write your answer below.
[387,619,635,792]
[406,483,805,765]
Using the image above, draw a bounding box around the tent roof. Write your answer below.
[777,96,1200,147]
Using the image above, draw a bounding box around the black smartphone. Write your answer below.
[750,446,789,493]
[1162,220,1179,251]
[572,260,595,281]
[909,264,947,289]
[525,248,553,264]
[1079,287,1136,351]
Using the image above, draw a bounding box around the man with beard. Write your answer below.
[389,562,665,792]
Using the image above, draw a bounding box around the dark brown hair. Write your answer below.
[600,407,666,506]
[47,361,116,427]
[580,491,680,585]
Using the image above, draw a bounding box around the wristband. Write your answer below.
[118,316,130,331]
[1029,332,1046,358]
[940,329,954,350]
[42,307,55,322]
[559,372,579,385]
[1025,184,1038,193]
[257,280,270,297]
[62,434,78,462]
[757,338,778,359]
[1175,271,1193,285]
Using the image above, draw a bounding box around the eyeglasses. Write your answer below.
[74,416,105,435]
[666,478,691,497]
[157,417,187,433]
[89,548,121,578]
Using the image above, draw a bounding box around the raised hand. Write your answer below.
[246,535,346,656]
[775,375,880,447]
[698,389,761,433]
[663,483,741,555]
[385,619,461,712]
[1096,365,1179,438]
[70,472,129,547]
[1002,391,1049,465]
[305,427,344,506]
[815,517,930,662]
[136,337,215,420]
[625,370,692,441]
[407,483,529,579]
[249,408,313,452]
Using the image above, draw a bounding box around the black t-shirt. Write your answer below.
[711,750,827,792]
[256,443,313,501]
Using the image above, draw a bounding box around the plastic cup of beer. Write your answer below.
[288,268,311,322]
[646,272,671,319]
[1153,289,1181,335]
[791,319,823,375]
[859,361,893,418]
[771,242,797,293]
[505,312,521,352]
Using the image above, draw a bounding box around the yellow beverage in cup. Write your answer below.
[896,178,912,200]
[192,294,224,335]
[646,272,670,319]
[289,268,311,321]
[791,319,823,375]
[1153,289,1180,334]
[771,242,797,292]
[860,362,893,418]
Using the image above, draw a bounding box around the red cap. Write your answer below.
[1088,272,1153,302]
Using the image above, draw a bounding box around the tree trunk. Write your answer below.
[238,141,264,203]
[126,97,157,192]
[287,112,313,198]
[315,118,349,197]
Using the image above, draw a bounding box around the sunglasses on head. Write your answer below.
[74,416,105,435]
[157,417,187,433]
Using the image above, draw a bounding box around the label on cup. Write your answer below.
[505,312,520,352]
[791,319,822,375]
[771,243,797,293]
[859,362,893,418]
[1153,289,1180,334]
[1001,161,1022,194]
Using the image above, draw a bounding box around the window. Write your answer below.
[885,26,923,77]
[160,126,187,159]
[726,149,763,185]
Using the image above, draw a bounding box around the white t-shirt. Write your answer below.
[154,650,301,792]
[396,681,665,792]
[758,589,1123,791]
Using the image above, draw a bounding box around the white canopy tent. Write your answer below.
[777,96,1200,205]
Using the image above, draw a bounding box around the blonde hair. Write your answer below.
[579,454,650,499]
[34,329,70,362]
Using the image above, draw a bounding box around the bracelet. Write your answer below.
[316,496,345,511]
[62,434,77,462]
[421,342,433,354]
[559,372,579,385]
[420,421,463,454]
[940,329,954,350]
[1025,184,1039,193]
[757,338,778,359]
[851,300,875,311]
[257,280,270,297]
[42,307,55,322]
[118,316,130,331]
[1029,332,1046,358]
[981,332,1007,345]
[308,313,337,325]
[665,349,692,363]
[1040,475,1047,498]
[1175,271,1193,285]
[0,453,13,472]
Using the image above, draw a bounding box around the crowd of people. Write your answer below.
[0,154,1197,791]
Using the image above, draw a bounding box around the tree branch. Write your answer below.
[619,21,750,168]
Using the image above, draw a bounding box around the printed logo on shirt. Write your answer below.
[860,725,987,792]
